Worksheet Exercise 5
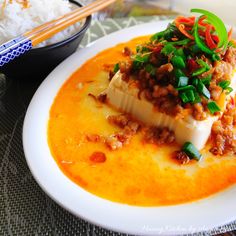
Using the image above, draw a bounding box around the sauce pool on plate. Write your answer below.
[48,36,236,206]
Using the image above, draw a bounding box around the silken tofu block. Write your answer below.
[105,71,236,149]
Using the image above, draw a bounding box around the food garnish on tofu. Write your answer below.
[103,9,236,162]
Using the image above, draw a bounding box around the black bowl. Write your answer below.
[0,0,91,80]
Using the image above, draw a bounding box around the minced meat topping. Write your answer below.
[110,11,236,121]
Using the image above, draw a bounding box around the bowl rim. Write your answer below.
[30,0,91,52]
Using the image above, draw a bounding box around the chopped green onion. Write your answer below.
[176,76,189,87]
[168,38,191,46]
[191,44,201,54]
[192,91,202,103]
[185,90,195,102]
[178,83,202,104]
[175,48,186,60]
[136,45,149,53]
[192,67,207,77]
[176,85,195,91]
[113,63,119,73]
[207,101,221,114]
[191,9,228,50]
[197,59,210,70]
[175,69,185,78]
[145,64,156,76]
[218,80,230,89]
[196,79,211,99]
[201,74,212,86]
[179,92,189,103]
[212,54,221,61]
[192,78,199,87]
[150,31,165,41]
[218,80,233,94]
[132,61,142,70]
[132,54,150,63]
[171,56,186,69]
[192,59,210,77]
[161,44,176,56]
[180,90,195,103]
[182,142,202,161]
[226,87,233,94]
[150,24,179,41]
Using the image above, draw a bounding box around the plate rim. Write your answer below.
[23,20,236,236]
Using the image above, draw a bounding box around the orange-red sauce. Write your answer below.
[48,36,236,206]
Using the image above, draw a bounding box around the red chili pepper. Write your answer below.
[211,35,219,44]
[198,16,208,26]
[89,152,106,163]
[146,45,162,53]
[199,16,216,31]
[205,25,217,49]
[187,58,199,73]
[228,28,233,41]
[230,96,235,106]
[152,45,162,53]
[175,16,195,28]
[198,30,206,37]
[178,24,195,40]
[184,26,193,31]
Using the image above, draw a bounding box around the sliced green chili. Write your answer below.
[193,17,214,55]
[191,9,228,50]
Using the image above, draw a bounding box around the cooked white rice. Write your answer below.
[0,0,82,47]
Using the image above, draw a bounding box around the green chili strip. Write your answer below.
[193,17,214,55]
[191,9,228,50]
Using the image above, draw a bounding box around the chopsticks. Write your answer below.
[0,0,117,67]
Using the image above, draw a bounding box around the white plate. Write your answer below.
[23,21,236,235]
